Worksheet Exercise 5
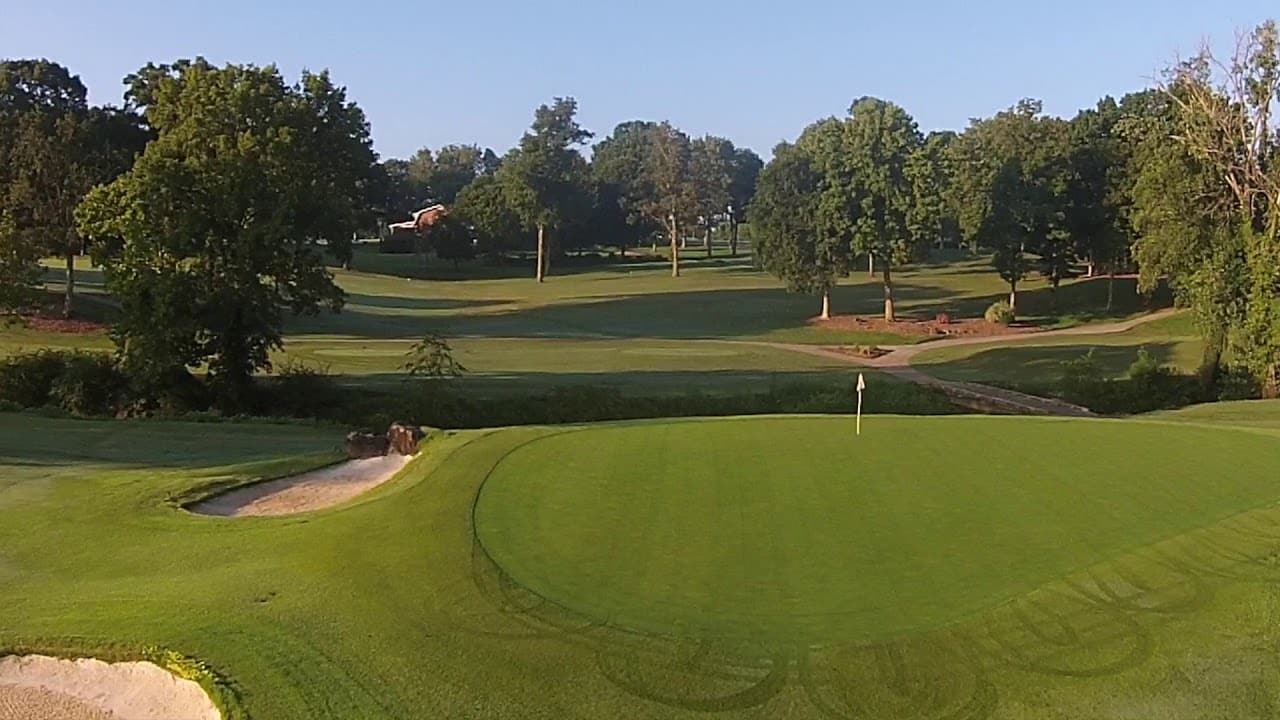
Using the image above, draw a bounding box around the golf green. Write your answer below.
[474,416,1280,643]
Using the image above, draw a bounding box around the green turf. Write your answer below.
[12,254,1171,396]
[911,311,1203,387]
[6,407,1280,718]
[474,415,1280,643]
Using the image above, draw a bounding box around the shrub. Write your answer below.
[258,360,343,419]
[0,349,71,408]
[984,300,1015,326]
[403,335,466,379]
[49,352,128,416]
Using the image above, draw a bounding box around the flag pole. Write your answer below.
[856,373,865,436]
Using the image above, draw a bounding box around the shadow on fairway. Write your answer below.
[344,293,510,312]
[293,284,970,341]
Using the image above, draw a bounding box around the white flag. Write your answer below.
[857,373,866,391]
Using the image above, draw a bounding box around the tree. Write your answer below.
[498,97,592,282]
[1155,21,1280,393]
[76,60,378,407]
[0,60,149,318]
[454,173,526,256]
[840,97,925,321]
[422,212,475,266]
[689,135,734,257]
[640,122,696,277]
[1065,97,1131,309]
[751,143,848,319]
[906,131,958,252]
[405,147,435,201]
[591,121,661,256]
[955,100,1070,314]
[726,147,763,257]
[403,334,466,378]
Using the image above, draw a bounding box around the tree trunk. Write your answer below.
[730,219,739,257]
[63,251,75,319]
[820,291,831,320]
[705,224,713,258]
[536,224,546,283]
[670,218,681,278]
[867,253,875,277]
[1008,283,1017,314]
[1106,269,1115,312]
[882,265,895,322]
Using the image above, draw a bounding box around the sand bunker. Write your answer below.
[190,454,413,517]
[0,655,219,720]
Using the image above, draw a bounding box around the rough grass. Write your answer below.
[910,312,1202,387]
[5,407,1280,718]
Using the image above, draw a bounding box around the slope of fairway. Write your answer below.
[475,415,1280,643]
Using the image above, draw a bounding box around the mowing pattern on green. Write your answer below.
[475,416,1280,643]
[7,411,1280,718]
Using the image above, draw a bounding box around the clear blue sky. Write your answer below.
[3,1,1274,159]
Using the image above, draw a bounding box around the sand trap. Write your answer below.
[189,454,413,517]
[0,655,219,720]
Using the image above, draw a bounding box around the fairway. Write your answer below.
[476,416,1280,643]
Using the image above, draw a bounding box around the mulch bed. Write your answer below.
[810,314,1036,339]
[12,312,106,334]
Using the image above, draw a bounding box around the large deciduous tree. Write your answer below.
[77,60,378,407]
[591,120,661,256]
[640,122,697,277]
[752,143,849,319]
[954,99,1071,314]
[498,97,592,282]
[689,135,734,258]
[840,97,925,321]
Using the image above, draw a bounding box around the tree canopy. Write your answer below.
[76,60,378,407]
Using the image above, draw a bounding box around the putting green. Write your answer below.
[475,415,1280,643]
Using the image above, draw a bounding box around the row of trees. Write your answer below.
[0,60,150,318]
[751,94,1156,322]
[750,19,1280,394]
[383,101,764,281]
[0,58,765,405]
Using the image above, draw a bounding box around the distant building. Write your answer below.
[384,204,448,253]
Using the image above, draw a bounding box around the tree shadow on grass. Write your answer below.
[922,342,1182,386]
[344,293,511,312]
[292,283,971,341]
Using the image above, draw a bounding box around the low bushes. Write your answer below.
[0,348,957,425]
[0,350,128,415]
[1056,347,1243,414]
[984,300,1015,325]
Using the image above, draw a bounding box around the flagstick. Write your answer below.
[856,372,865,436]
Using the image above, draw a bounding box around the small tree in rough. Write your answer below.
[403,335,466,378]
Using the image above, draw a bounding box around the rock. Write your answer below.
[344,431,389,459]
[386,423,426,456]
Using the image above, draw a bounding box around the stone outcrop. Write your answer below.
[343,424,425,459]
[387,423,426,456]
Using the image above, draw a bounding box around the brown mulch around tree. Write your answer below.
[12,312,106,334]
[810,314,1036,339]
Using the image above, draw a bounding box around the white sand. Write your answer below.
[0,655,220,720]
[189,454,413,517]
